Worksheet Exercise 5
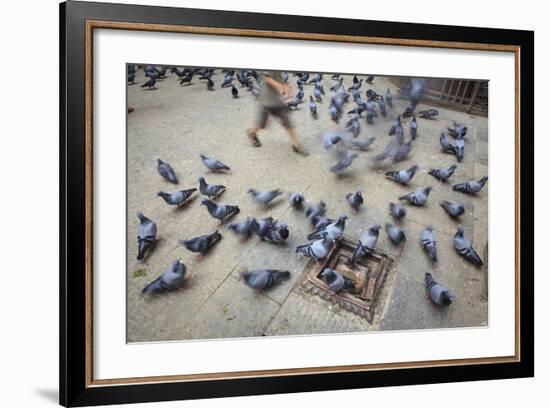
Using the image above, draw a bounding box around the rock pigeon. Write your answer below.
[385,165,419,185]
[250,217,274,239]
[410,116,418,139]
[305,200,327,223]
[322,132,343,150]
[141,260,187,295]
[263,221,290,244]
[308,215,348,241]
[385,88,393,108]
[330,152,359,174]
[388,115,402,136]
[452,177,489,194]
[288,192,305,208]
[349,137,375,151]
[418,108,438,119]
[425,273,455,306]
[248,188,283,207]
[231,85,239,98]
[440,200,465,218]
[398,186,432,206]
[428,165,457,182]
[201,199,240,224]
[228,217,254,240]
[346,191,364,213]
[319,268,355,293]
[378,96,387,117]
[447,121,468,139]
[241,269,291,290]
[157,188,196,206]
[453,227,483,266]
[200,154,230,172]
[349,225,381,266]
[157,158,178,184]
[180,230,222,257]
[296,236,333,262]
[439,132,456,155]
[136,211,157,260]
[308,96,317,117]
[454,137,465,162]
[389,202,407,221]
[386,223,406,244]
[206,78,214,90]
[420,226,437,262]
[198,176,225,199]
[141,77,157,89]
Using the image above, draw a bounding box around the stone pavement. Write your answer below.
[126,70,488,342]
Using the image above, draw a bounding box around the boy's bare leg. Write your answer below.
[287,128,309,156]
[246,127,262,147]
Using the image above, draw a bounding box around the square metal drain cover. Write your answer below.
[301,236,394,323]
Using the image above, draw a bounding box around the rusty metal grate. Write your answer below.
[301,237,393,323]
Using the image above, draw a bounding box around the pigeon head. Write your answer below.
[157,158,163,164]
[442,290,455,305]
[319,268,336,281]
[371,224,382,232]
[424,186,432,194]
[136,211,145,221]
[279,227,290,240]
[247,188,257,195]
[456,226,465,236]
[479,176,489,184]
[200,199,210,206]
[449,165,457,171]
[409,165,419,172]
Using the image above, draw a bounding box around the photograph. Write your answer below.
[126,66,489,342]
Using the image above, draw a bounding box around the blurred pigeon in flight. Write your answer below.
[418,108,439,119]
[248,188,283,207]
[330,151,359,174]
[228,217,254,240]
[386,223,406,245]
[349,137,375,151]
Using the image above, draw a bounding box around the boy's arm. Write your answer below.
[264,76,293,98]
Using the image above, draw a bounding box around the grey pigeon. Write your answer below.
[425,273,455,306]
[157,188,196,207]
[453,177,488,194]
[392,139,413,163]
[385,164,419,185]
[440,132,456,155]
[349,137,375,151]
[386,223,406,244]
[454,137,465,162]
[180,230,222,256]
[440,200,465,218]
[399,186,432,206]
[241,269,291,290]
[288,192,305,208]
[263,221,290,244]
[141,260,187,295]
[308,96,317,117]
[346,191,364,213]
[141,76,157,89]
[296,236,333,262]
[250,217,274,239]
[228,217,254,240]
[385,88,393,108]
[349,224,381,266]
[319,268,355,293]
[374,138,412,163]
[418,108,439,119]
[388,115,402,136]
[311,215,335,230]
[330,152,359,174]
[428,165,457,182]
[198,176,225,199]
[136,211,157,260]
[322,132,343,150]
[389,202,407,221]
[201,199,240,224]
[305,200,327,223]
[378,96,387,117]
[248,188,283,207]
[410,116,418,139]
[420,226,438,262]
[454,227,483,266]
[200,154,230,171]
[447,121,468,139]
[157,158,178,184]
[308,215,348,241]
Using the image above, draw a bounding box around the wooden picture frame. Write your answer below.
[60,1,534,406]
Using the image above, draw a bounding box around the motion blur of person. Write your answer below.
[246,71,309,156]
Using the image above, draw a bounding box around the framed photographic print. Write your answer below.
[60,1,534,406]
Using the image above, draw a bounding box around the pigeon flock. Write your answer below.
[130,64,488,313]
